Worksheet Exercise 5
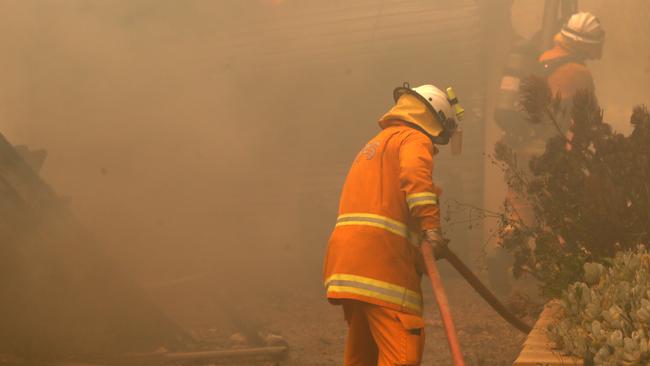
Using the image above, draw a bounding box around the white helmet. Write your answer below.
[561,12,605,44]
[418,85,455,122]
[393,83,464,144]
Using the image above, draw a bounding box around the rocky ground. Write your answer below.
[153,271,530,366]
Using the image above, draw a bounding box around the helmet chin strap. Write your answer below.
[432,86,462,145]
[421,114,458,144]
[430,119,457,145]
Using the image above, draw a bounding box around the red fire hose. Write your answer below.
[420,240,533,366]
[421,242,466,366]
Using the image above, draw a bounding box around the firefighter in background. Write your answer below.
[510,11,606,218]
[540,11,605,150]
[494,11,605,153]
[323,83,463,366]
[489,12,605,296]
[540,12,604,101]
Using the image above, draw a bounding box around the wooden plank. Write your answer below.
[166,346,289,361]
[513,301,584,366]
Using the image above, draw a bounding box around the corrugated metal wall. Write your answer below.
[220,1,481,68]
[215,0,489,271]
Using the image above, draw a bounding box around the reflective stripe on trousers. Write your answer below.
[325,273,423,314]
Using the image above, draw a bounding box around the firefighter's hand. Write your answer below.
[427,239,449,260]
[423,229,448,260]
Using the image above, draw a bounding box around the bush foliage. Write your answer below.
[495,77,650,298]
[548,247,650,365]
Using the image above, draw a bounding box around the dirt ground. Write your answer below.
[151,271,529,366]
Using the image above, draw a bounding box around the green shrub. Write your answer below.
[548,247,650,365]
[495,77,650,298]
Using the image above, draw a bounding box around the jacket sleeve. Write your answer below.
[398,131,441,232]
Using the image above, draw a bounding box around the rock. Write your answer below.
[262,333,289,347]
[228,332,248,348]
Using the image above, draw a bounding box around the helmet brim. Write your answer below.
[560,27,605,44]
[393,86,412,103]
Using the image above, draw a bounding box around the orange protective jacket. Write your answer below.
[539,40,595,99]
[323,120,441,316]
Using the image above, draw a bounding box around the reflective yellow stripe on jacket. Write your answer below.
[406,192,438,210]
[336,213,408,238]
[325,273,423,313]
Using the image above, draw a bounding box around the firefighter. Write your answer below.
[323,83,462,366]
[489,12,606,298]
[540,11,605,150]
[539,11,605,101]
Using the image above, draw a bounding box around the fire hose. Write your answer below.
[421,241,532,366]
[421,242,466,366]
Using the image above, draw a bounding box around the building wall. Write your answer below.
[216,0,490,271]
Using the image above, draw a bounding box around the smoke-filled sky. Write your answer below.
[0,1,471,286]
[0,0,648,290]
[0,1,310,282]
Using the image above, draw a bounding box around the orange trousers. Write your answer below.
[341,299,425,366]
